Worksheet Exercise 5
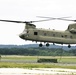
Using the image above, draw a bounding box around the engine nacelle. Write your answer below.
[67,23,76,33]
[70,28,76,33]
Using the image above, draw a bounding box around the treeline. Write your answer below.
[0,47,76,56]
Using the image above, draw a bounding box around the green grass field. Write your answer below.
[1,56,76,62]
[0,55,76,69]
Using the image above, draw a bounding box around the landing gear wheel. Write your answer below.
[46,43,50,47]
[39,43,43,47]
[53,43,55,45]
[68,44,71,48]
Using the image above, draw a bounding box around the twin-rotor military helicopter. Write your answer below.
[0,16,76,48]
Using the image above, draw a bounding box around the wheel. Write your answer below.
[53,43,55,45]
[39,43,43,47]
[46,43,50,47]
[68,44,71,48]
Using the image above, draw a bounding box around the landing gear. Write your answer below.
[53,43,55,45]
[46,43,50,47]
[39,43,50,47]
[68,44,71,48]
[39,43,43,47]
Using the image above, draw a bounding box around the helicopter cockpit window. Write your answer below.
[34,32,38,35]
[23,29,29,33]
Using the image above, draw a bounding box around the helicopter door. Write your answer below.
[33,31,39,41]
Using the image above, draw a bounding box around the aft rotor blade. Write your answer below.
[56,18,76,22]
[37,16,56,19]
[37,16,76,22]
[58,16,72,19]
[37,16,72,20]
[31,18,55,23]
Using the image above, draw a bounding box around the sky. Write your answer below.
[0,0,76,45]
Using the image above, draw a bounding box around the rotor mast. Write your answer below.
[25,23,36,29]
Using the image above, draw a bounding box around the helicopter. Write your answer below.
[0,16,76,48]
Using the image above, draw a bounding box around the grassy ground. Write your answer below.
[0,62,76,69]
[0,55,76,69]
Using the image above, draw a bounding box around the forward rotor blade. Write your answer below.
[0,17,75,24]
[0,19,30,23]
[0,19,54,24]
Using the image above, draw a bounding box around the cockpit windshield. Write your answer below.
[23,29,28,33]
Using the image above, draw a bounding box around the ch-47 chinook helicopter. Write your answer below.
[0,16,76,48]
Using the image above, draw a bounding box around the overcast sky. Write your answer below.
[0,0,76,45]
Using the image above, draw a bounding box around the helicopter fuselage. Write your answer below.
[0,18,76,48]
[19,24,76,46]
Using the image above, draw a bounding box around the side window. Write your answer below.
[27,31,29,33]
[70,36,73,39]
[34,32,38,35]
[61,35,64,38]
[44,33,46,36]
[53,34,55,37]
[65,35,67,38]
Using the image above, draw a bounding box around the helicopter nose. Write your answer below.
[19,33,25,39]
